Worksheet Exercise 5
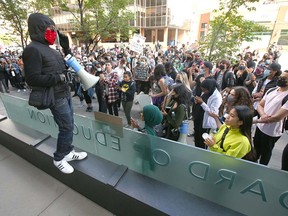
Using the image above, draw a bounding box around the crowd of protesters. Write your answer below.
[1,41,287,170]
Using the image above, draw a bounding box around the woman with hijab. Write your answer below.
[193,79,222,149]
[131,104,163,136]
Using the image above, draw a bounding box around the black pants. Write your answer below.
[282,143,288,171]
[193,118,209,149]
[136,80,150,94]
[95,86,107,113]
[106,97,118,116]
[254,127,280,165]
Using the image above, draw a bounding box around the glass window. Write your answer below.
[200,31,206,39]
[145,29,152,42]
[156,17,161,26]
[161,6,166,16]
[146,18,151,27]
[147,8,156,16]
[147,0,151,7]
[201,23,208,28]
[151,17,156,26]
[151,0,156,6]
[156,6,161,16]
[158,29,164,41]
[162,17,166,26]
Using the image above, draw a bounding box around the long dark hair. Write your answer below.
[233,105,253,142]
[172,83,191,107]
[154,64,166,80]
[233,105,257,162]
[230,86,254,111]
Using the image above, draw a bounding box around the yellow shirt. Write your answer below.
[209,124,251,158]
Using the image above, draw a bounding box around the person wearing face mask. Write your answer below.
[244,51,256,74]
[214,59,235,91]
[114,58,130,109]
[235,60,248,86]
[94,63,107,113]
[161,84,190,141]
[251,62,282,112]
[193,79,222,148]
[190,61,213,97]
[253,70,288,165]
[219,86,254,123]
[22,13,87,174]
[254,53,270,81]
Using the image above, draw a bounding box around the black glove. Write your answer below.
[57,30,71,56]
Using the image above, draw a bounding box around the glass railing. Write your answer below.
[1,94,287,216]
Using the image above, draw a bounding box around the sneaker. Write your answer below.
[86,106,93,112]
[6,90,10,93]
[64,150,88,162]
[53,159,74,174]
[17,89,21,92]
[23,89,26,92]
[78,101,84,107]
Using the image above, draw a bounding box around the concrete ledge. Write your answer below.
[0,119,243,216]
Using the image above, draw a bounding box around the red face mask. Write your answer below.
[44,29,57,45]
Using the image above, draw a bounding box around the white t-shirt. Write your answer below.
[257,87,288,137]
[114,66,130,82]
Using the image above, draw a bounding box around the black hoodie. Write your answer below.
[23,13,69,99]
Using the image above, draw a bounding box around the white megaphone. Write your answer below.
[64,54,99,91]
[177,120,189,144]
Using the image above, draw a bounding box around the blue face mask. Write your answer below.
[263,69,270,77]
[265,60,270,65]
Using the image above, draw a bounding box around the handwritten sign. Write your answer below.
[130,34,146,54]
[135,64,149,81]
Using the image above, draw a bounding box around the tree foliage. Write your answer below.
[199,0,267,62]
[0,0,29,48]
[0,0,50,49]
[58,0,134,53]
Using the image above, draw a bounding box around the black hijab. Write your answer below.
[200,79,217,102]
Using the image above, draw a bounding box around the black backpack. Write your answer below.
[266,87,288,132]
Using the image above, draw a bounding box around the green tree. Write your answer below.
[0,0,51,49]
[58,0,134,53]
[0,0,29,49]
[199,0,267,62]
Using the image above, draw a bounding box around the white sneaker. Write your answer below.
[78,101,84,107]
[64,150,87,162]
[17,89,21,92]
[53,159,74,174]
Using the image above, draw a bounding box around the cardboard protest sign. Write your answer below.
[130,34,146,54]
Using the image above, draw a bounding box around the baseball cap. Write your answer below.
[203,61,213,71]
[267,62,281,72]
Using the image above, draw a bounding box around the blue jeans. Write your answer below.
[50,96,74,161]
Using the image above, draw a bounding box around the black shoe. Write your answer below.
[86,107,93,112]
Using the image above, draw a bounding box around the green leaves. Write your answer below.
[200,0,266,62]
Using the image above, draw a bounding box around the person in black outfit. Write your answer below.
[214,59,235,91]
[22,13,87,174]
[94,63,107,113]
[0,60,10,93]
